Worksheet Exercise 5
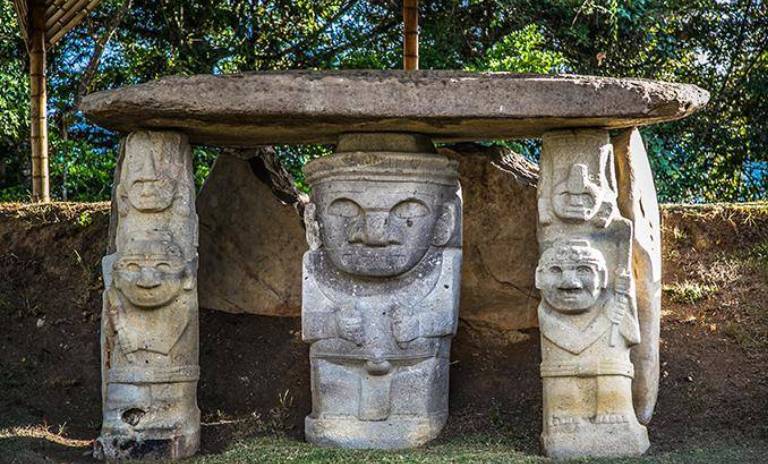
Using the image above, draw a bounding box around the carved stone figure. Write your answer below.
[95,131,200,461]
[302,133,462,449]
[536,129,649,458]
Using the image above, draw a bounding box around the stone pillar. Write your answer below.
[536,129,649,458]
[302,133,462,449]
[613,128,662,425]
[95,131,200,460]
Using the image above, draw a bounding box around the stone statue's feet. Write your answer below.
[306,413,447,449]
[548,415,584,427]
[93,430,200,461]
[594,413,630,424]
[542,417,650,459]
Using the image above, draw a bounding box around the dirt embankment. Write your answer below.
[0,202,766,462]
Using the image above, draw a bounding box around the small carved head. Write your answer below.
[552,164,604,222]
[536,239,607,313]
[112,235,194,309]
[304,152,459,277]
[119,134,182,213]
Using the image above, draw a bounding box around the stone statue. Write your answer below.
[536,130,650,458]
[95,131,200,461]
[301,133,462,449]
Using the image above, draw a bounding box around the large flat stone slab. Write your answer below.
[80,71,708,146]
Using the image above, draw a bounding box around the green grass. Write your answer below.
[0,428,766,463]
[179,436,768,464]
[662,281,718,304]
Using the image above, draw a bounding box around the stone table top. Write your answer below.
[80,71,709,146]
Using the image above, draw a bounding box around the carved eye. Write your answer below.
[577,265,593,275]
[327,199,361,218]
[392,200,429,220]
[549,266,563,275]
[156,263,172,272]
[126,263,141,273]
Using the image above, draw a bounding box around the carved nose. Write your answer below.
[136,269,161,289]
[559,271,582,289]
[363,213,390,247]
[568,193,585,206]
[136,152,158,180]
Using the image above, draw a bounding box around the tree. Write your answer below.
[0,0,765,202]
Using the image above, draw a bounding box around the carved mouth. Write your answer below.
[558,288,583,297]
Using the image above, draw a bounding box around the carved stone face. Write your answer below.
[313,180,454,277]
[552,164,603,221]
[122,148,178,212]
[113,240,189,308]
[536,240,607,313]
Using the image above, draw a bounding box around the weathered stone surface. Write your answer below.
[195,143,539,334]
[441,144,539,333]
[302,134,462,449]
[536,129,649,459]
[96,131,200,460]
[613,128,662,425]
[197,151,305,316]
[80,71,709,146]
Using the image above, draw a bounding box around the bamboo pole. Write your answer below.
[30,0,50,202]
[403,0,419,70]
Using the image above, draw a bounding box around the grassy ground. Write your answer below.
[1,429,766,464]
[184,437,768,464]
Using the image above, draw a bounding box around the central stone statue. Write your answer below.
[301,133,462,449]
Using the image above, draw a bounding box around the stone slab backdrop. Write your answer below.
[196,143,541,336]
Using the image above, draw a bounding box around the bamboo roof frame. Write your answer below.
[12,0,104,202]
[13,0,103,48]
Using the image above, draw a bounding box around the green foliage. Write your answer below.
[275,145,332,192]
[466,25,566,73]
[0,0,766,202]
[193,147,219,190]
[49,135,117,202]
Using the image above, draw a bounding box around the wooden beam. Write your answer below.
[12,0,29,43]
[30,0,50,202]
[403,0,419,70]
[48,0,102,46]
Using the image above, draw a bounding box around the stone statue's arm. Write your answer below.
[611,269,641,346]
[301,252,338,343]
[300,252,366,345]
[301,311,339,343]
[104,288,139,357]
[393,249,462,342]
[537,150,554,225]
[303,303,365,345]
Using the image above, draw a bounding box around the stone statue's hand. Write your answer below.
[614,270,632,296]
[594,201,614,228]
[336,308,365,346]
[392,307,419,344]
[538,199,553,225]
[612,270,632,324]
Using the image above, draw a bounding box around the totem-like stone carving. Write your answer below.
[302,133,462,449]
[536,129,649,458]
[95,131,200,461]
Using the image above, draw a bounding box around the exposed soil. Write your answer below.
[0,202,766,463]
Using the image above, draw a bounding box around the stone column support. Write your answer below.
[95,131,200,460]
[613,128,662,425]
[536,129,649,458]
[302,133,462,449]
